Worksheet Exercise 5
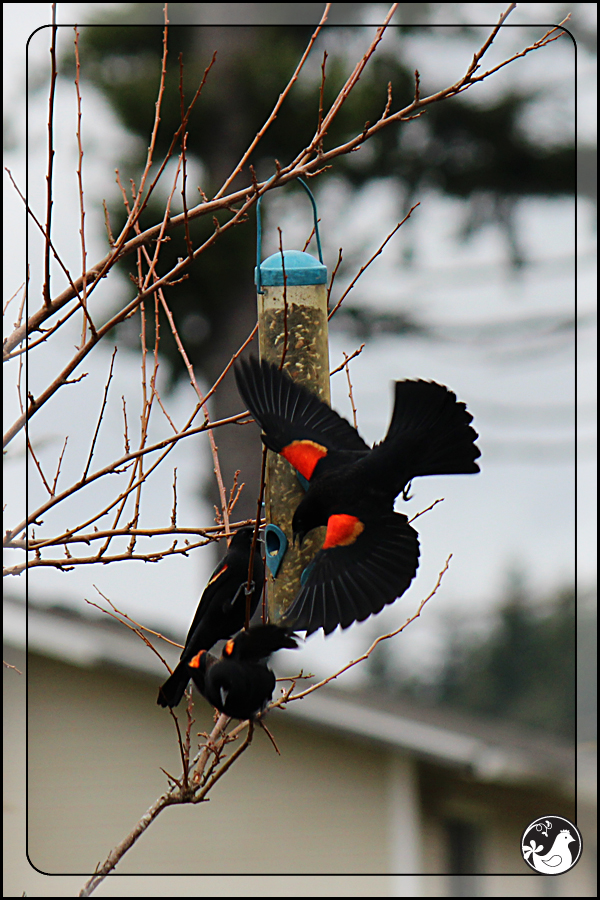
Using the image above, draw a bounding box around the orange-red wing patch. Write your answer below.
[323,514,365,549]
[281,440,328,480]
[224,639,235,657]
[189,650,206,669]
[207,563,227,585]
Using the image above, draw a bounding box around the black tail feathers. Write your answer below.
[157,662,190,708]
[381,379,480,482]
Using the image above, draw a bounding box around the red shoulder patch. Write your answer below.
[207,563,228,586]
[281,440,328,480]
[323,514,365,549]
[189,650,206,669]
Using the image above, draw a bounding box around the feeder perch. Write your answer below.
[264,524,288,578]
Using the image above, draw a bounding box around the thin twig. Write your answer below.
[50,436,69,497]
[245,445,267,629]
[409,497,444,523]
[121,396,130,453]
[213,5,331,200]
[43,4,58,307]
[171,468,178,527]
[317,50,328,155]
[82,347,117,481]
[330,343,365,376]
[277,227,289,370]
[168,708,190,789]
[74,26,95,346]
[27,439,53,496]
[3,660,23,674]
[15,350,26,422]
[256,718,281,755]
[86,588,183,654]
[3,281,25,317]
[158,290,231,537]
[281,556,452,703]
[326,248,343,311]
[342,351,358,428]
[328,205,419,320]
[178,56,194,259]
[102,199,114,245]
[466,15,571,86]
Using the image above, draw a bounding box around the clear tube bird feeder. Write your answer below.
[255,180,330,624]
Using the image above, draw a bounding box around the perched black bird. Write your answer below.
[235,357,480,636]
[157,526,264,708]
[187,624,298,720]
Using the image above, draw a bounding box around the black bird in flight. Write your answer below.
[187,624,298,720]
[235,357,480,636]
[157,526,264,708]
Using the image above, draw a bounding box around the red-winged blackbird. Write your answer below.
[187,624,298,720]
[157,526,264,708]
[235,357,480,636]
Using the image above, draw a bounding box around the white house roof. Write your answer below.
[5,593,584,794]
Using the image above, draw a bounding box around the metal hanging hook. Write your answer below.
[256,178,323,295]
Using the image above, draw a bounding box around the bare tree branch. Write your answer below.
[3,3,564,370]
[76,557,451,897]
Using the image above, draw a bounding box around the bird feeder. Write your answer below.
[255,180,330,625]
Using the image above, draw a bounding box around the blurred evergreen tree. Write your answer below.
[368,572,577,740]
[438,573,575,738]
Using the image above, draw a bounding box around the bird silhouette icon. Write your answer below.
[524,829,575,875]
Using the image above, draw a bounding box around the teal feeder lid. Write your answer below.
[255,249,327,287]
